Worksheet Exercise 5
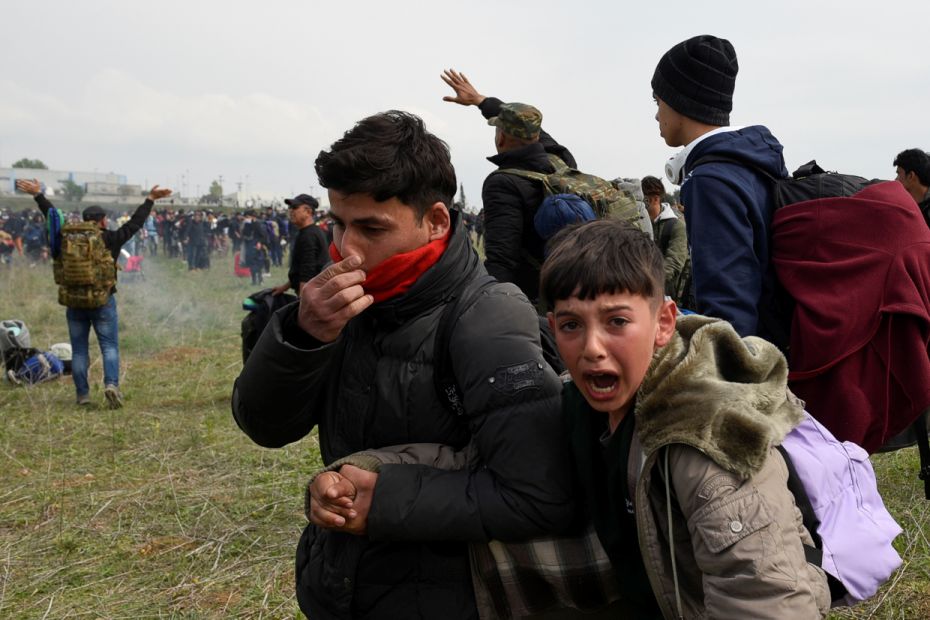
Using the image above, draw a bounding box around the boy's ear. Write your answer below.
[654,299,677,348]
[546,311,556,336]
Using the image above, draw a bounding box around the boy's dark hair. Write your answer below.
[893,148,930,186]
[540,220,664,310]
[315,110,457,220]
[641,175,665,198]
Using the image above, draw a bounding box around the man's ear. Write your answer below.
[425,202,451,240]
[654,299,677,348]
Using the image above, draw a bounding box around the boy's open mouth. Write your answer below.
[584,372,618,394]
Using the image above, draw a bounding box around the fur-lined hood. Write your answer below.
[635,314,804,479]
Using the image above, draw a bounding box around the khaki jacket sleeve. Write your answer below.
[663,218,689,295]
[668,445,830,619]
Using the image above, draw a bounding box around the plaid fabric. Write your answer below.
[470,524,622,619]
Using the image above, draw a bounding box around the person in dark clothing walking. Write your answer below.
[162,209,178,257]
[227,213,242,253]
[183,211,210,270]
[15,178,172,408]
[231,111,570,620]
[240,210,267,285]
[271,194,329,296]
[441,69,576,303]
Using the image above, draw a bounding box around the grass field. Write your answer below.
[1,251,928,619]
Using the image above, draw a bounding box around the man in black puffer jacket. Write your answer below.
[442,69,576,303]
[231,110,571,619]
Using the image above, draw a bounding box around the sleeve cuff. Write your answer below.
[479,96,503,120]
[279,303,326,350]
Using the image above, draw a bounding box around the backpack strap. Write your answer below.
[433,274,499,416]
[546,153,571,173]
[689,154,780,184]
[776,445,849,602]
[912,410,930,500]
[495,154,572,195]
[495,167,554,194]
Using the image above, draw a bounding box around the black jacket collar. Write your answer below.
[487,143,555,174]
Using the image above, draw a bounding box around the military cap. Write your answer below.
[488,102,542,140]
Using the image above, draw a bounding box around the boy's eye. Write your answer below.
[608,316,629,328]
[557,320,580,333]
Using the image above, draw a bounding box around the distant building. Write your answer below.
[0,167,141,203]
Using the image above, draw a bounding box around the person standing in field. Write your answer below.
[231,110,570,619]
[271,194,329,296]
[15,178,172,408]
[441,69,577,304]
[652,34,789,348]
[641,175,689,306]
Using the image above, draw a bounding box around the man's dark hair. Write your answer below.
[540,220,664,311]
[81,205,106,222]
[641,176,665,198]
[893,148,930,186]
[315,111,457,220]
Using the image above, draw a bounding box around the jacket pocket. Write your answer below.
[296,524,363,619]
[691,488,799,590]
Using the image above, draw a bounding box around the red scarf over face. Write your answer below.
[328,233,450,304]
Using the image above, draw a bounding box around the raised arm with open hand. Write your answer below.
[147,186,172,201]
[441,69,486,107]
[15,179,41,196]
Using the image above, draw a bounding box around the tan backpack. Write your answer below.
[498,154,649,234]
[53,222,117,309]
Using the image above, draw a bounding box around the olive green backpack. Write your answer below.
[53,222,116,309]
[498,154,649,234]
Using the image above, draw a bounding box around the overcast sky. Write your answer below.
[2,0,928,206]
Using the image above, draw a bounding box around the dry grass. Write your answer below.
[0,250,928,618]
[0,254,320,618]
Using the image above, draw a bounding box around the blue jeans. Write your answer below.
[66,296,119,396]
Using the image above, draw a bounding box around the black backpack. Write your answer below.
[692,157,930,498]
[432,275,564,417]
[690,158,878,350]
[241,289,298,364]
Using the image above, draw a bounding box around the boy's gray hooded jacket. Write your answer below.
[629,315,830,619]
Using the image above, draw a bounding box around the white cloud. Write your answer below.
[1,69,333,158]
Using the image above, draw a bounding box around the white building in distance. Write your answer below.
[0,167,142,203]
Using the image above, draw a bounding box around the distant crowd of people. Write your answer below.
[0,200,335,278]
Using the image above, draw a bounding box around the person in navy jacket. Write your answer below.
[652,34,790,349]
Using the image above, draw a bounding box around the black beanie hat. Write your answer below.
[651,34,738,126]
